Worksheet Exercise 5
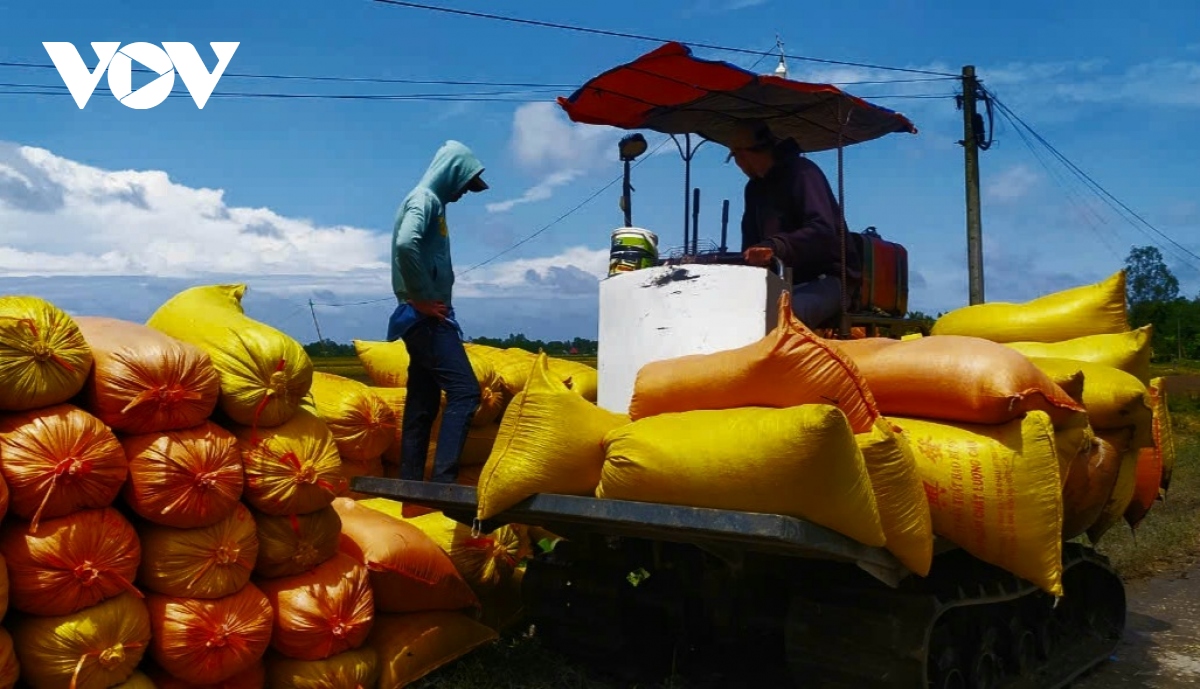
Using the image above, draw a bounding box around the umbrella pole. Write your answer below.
[837,109,852,339]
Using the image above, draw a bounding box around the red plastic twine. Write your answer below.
[0,317,76,372]
[29,455,96,532]
[248,358,287,446]
[120,386,204,415]
[69,641,145,689]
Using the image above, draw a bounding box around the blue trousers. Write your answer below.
[390,314,480,484]
[792,276,844,329]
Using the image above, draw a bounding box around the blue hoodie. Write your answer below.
[391,140,484,306]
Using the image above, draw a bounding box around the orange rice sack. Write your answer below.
[256,552,374,661]
[629,291,880,433]
[74,316,221,434]
[0,506,141,617]
[121,421,244,529]
[0,403,129,530]
[147,584,274,685]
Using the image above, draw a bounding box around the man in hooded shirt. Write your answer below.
[726,120,861,329]
[388,139,489,484]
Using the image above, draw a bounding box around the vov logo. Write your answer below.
[42,42,239,110]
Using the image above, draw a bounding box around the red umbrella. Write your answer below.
[557,41,917,153]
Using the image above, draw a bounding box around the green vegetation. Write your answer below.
[303,334,598,360]
[1124,245,1200,361]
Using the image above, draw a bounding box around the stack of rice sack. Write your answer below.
[927,271,1171,542]
[0,296,149,688]
[468,292,935,582]
[147,284,385,686]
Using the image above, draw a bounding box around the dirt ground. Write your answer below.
[1072,557,1200,688]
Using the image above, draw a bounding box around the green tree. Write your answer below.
[1125,245,1179,306]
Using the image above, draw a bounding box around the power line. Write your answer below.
[0,59,579,89]
[0,58,956,91]
[0,83,555,103]
[986,89,1200,271]
[459,136,673,276]
[369,0,960,78]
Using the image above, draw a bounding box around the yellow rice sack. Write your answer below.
[1029,358,1152,448]
[10,592,150,689]
[353,339,410,387]
[111,671,154,688]
[146,284,312,428]
[930,271,1128,343]
[1087,428,1138,544]
[360,500,530,591]
[1148,377,1176,492]
[599,405,886,548]
[857,421,934,576]
[306,371,397,462]
[895,412,1063,595]
[355,340,507,426]
[0,295,93,412]
[231,408,345,516]
[368,612,498,689]
[547,357,599,402]
[1005,325,1152,383]
[264,646,380,689]
[476,353,628,520]
[0,627,15,688]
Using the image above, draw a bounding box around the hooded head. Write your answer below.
[418,140,488,203]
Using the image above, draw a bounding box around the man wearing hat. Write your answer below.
[387,139,489,484]
[727,120,861,328]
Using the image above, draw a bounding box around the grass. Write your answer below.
[316,353,1200,688]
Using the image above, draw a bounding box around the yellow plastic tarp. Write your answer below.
[146,284,313,428]
[476,353,629,520]
[895,412,1064,596]
[930,271,1129,343]
[599,405,886,548]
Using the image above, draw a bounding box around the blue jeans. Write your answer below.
[792,276,844,329]
[389,312,480,483]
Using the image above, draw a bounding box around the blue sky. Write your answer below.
[1,0,1198,343]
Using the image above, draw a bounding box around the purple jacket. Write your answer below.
[740,139,861,286]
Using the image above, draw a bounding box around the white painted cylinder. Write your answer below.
[597,263,787,415]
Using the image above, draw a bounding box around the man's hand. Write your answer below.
[409,299,449,320]
[743,246,775,267]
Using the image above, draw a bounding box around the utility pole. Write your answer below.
[308,299,325,355]
[960,65,985,305]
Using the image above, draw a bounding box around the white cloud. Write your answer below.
[985,164,1040,202]
[0,142,388,279]
[486,169,584,213]
[455,245,609,299]
[0,142,617,342]
[510,102,621,174]
[492,102,628,212]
